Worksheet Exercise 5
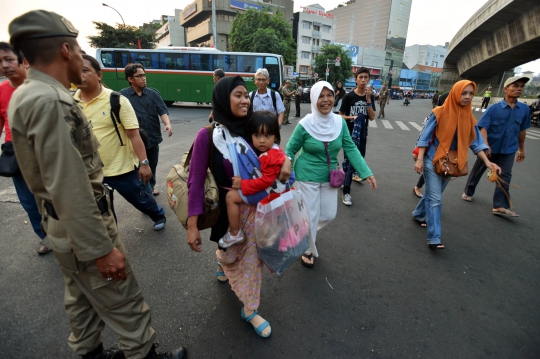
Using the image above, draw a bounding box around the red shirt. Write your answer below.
[240,146,285,195]
[0,81,16,142]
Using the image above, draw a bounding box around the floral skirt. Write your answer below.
[216,204,262,311]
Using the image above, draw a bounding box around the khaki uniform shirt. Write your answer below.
[8,69,114,261]
[379,90,389,101]
[282,87,292,103]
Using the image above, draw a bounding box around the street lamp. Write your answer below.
[102,3,125,26]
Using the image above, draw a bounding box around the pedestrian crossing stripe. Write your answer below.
[365,120,539,140]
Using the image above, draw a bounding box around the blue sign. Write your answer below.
[332,42,359,65]
[230,0,262,11]
[293,72,298,77]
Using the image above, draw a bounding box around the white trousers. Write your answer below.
[295,181,338,257]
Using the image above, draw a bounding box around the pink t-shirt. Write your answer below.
[0,80,15,142]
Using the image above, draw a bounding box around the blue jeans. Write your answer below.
[12,174,45,239]
[412,155,450,245]
[104,168,165,223]
[342,139,367,195]
[144,145,160,194]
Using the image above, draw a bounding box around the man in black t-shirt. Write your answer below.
[339,67,376,206]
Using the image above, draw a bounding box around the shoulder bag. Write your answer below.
[0,141,21,177]
[433,149,468,177]
[166,125,220,230]
[323,142,345,187]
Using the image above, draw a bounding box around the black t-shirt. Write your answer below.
[339,91,376,139]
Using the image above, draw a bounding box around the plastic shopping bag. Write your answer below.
[255,189,311,275]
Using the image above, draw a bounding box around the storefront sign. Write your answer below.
[230,0,262,11]
[302,7,333,19]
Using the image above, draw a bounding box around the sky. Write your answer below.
[1,0,539,75]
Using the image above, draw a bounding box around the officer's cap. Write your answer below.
[9,10,78,46]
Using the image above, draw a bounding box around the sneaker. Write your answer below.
[154,217,166,231]
[342,194,352,206]
[144,343,187,359]
[352,174,363,183]
[218,230,245,248]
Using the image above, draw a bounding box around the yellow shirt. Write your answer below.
[74,86,139,177]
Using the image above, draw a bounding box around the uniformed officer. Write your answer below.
[377,83,390,118]
[8,10,186,359]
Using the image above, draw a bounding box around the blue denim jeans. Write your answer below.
[144,145,160,194]
[342,139,367,195]
[12,174,45,239]
[104,167,165,223]
[412,155,450,245]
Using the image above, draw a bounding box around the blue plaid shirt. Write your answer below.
[477,99,530,154]
[120,87,169,149]
[251,89,285,115]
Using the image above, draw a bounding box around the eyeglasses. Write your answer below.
[133,74,146,78]
[255,78,268,82]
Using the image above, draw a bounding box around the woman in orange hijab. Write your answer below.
[412,80,501,250]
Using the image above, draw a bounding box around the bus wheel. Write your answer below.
[164,101,175,107]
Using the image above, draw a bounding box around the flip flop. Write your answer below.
[492,209,519,217]
[461,193,473,202]
[428,243,445,250]
[413,188,423,198]
[216,261,228,283]
[153,189,160,196]
[414,219,427,227]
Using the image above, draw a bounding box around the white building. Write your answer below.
[292,4,334,76]
[403,43,448,69]
[156,9,187,47]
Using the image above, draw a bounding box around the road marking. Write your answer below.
[525,135,539,140]
[408,122,423,131]
[528,128,540,135]
[0,186,20,203]
[395,121,410,130]
[369,120,377,128]
[381,120,393,129]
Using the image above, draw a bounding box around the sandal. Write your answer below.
[300,253,314,268]
[216,261,228,283]
[414,219,427,228]
[153,189,160,196]
[492,208,519,217]
[461,193,472,202]
[241,307,271,338]
[428,243,445,250]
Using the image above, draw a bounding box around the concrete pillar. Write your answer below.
[438,62,460,93]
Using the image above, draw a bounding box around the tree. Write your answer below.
[229,8,296,66]
[88,22,157,49]
[313,43,353,85]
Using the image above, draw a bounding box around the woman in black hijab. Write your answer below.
[186,76,290,338]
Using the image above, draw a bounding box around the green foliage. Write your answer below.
[88,22,157,49]
[313,43,353,84]
[229,8,296,66]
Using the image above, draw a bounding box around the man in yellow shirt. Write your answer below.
[74,54,166,230]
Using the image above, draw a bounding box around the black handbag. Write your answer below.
[0,141,21,177]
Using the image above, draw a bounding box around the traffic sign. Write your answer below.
[326,68,329,73]
[336,57,341,62]
[390,70,394,75]
[314,72,318,78]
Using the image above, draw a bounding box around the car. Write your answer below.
[302,87,311,103]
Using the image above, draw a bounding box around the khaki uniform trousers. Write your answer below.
[379,100,387,117]
[49,210,156,358]
[283,100,291,123]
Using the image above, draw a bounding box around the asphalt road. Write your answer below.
[1,99,539,359]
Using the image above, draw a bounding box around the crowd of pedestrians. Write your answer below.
[1,8,532,358]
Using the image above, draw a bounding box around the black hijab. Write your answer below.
[212,75,249,140]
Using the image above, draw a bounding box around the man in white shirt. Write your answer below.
[249,68,285,126]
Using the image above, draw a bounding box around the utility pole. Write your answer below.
[102,3,125,26]
[211,0,217,48]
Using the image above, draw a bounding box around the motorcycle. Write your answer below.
[530,104,540,127]
[403,97,411,106]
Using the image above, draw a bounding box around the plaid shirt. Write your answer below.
[120,87,169,148]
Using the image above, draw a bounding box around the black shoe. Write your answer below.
[154,217,166,231]
[144,343,187,359]
[37,244,52,255]
[82,343,125,359]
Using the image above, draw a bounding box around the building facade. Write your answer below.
[403,43,448,69]
[292,4,334,77]
[156,9,187,47]
[179,0,293,51]
[329,0,412,88]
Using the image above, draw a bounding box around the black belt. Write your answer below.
[44,195,108,220]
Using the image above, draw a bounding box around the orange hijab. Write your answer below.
[432,80,477,171]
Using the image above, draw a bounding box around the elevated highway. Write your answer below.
[440,0,540,93]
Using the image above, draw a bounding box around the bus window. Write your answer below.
[190,54,211,71]
[132,52,155,69]
[100,51,114,68]
[115,51,133,68]
[265,56,280,89]
[161,53,189,70]
[237,55,260,73]
[224,55,237,72]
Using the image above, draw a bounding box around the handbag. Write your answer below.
[323,142,345,187]
[0,141,21,177]
[255,188,311,275]
[433,149,468,177]
[166,125,220,230]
